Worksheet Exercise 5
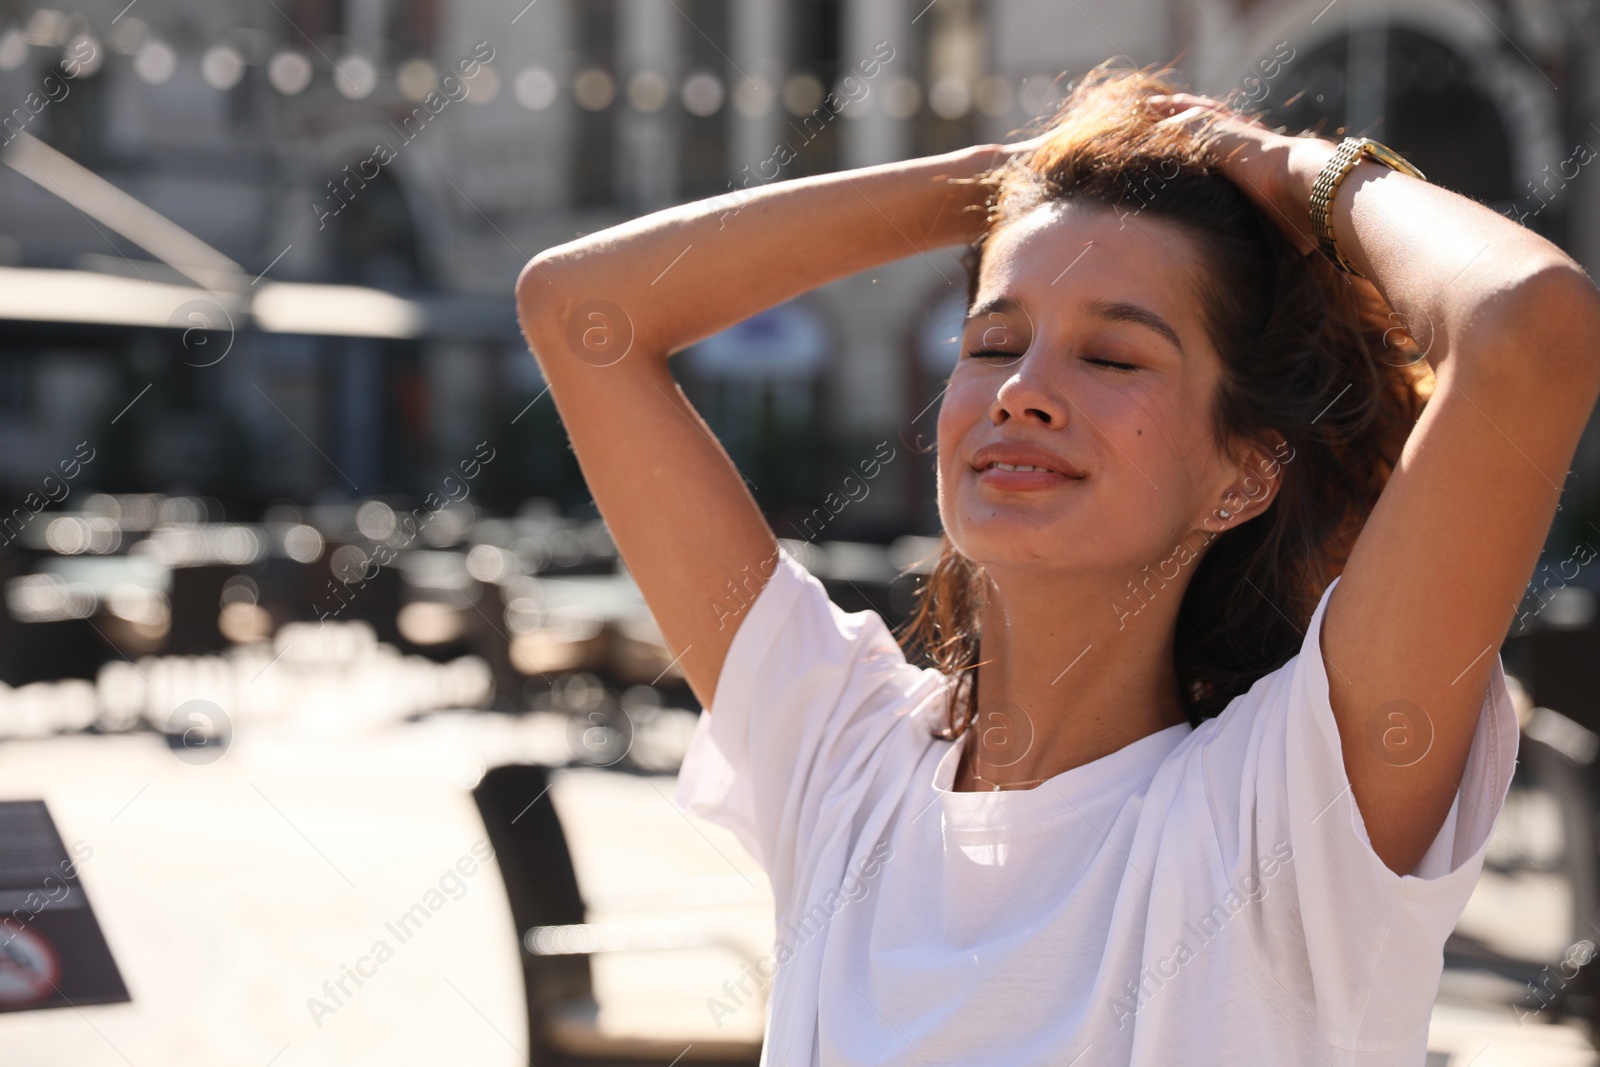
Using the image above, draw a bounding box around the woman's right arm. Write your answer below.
[513,142,1010,709]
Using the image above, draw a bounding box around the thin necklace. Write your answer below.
[961,713,1048,790]
[965,745,1049,790]
[970,769,1048,791]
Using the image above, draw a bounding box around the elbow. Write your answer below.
[1520,261,1600,387]
[515,253,563,318]
[1516,255,1600,311]
[516,252,649,371]
[1467,259,1600,393]
[514,254,572,362]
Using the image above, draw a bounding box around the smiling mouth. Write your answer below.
[986,462,1052,473]
[979,461,1082,478]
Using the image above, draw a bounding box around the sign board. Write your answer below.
[685,300,829,380]
[0,800,129,1012]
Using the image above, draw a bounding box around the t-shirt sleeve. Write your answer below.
[1201,572,1520,1053]
[672,547,936,900]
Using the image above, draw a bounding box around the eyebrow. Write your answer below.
[965,295,1186,358]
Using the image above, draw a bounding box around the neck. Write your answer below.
[953,553,1195,792]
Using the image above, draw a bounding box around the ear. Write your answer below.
[1203,431,1286,537]
[1209,432,1290,532]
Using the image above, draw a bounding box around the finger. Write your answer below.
[1180,95,1272,133]
[1147,91,1220,111]
[1169,91,1226,109]
[1153,104,1214,128]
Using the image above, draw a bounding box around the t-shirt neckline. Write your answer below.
[931,717,1193,830]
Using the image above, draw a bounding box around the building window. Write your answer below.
[41,58,105,164]
[573,0,619,209]
[678,0,731,200]
[0,350,33,418]
[910,0,984,157]
[389,0,439,54]
[288,0,344,38]
[784,0,842,179]
[323,169,428,289]
[678,298,834,521]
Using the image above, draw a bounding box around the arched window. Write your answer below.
[1263,25,1515,210]
[322,167,427,290]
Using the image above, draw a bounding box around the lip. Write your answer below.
[970,442,1086,490]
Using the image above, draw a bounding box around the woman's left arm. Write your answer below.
[1155,93,1600,877]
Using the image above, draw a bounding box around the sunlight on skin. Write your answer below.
[937,198,1261,577]
[934,197,1286,790]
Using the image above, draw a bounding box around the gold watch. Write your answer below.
[1309,137,1426,279]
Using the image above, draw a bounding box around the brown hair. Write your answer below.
[898,61,1434,740]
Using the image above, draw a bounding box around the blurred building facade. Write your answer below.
[2,0,1599,544]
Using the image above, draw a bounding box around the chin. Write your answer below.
[942,500,1079,571]
[942,491,1166,579]
[962,533,1082,573]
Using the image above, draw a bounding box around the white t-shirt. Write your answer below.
[675,549,1518,1066]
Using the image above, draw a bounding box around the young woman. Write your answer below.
[515,64,1600,1065]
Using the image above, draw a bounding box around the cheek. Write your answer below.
[934,377,985,462]
[1116,383,1203,469]
[933,378,986,519]
[1090,387,1212,521]
[933,410,957,507]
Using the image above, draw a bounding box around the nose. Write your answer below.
[990,356,1069,428]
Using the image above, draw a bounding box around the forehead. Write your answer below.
[973,201,1210,333]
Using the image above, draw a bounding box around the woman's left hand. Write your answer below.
[1146,92,1338,259]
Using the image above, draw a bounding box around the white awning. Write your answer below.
[251,280,424,338]
[0,266,206,329]
[0,266,448,340]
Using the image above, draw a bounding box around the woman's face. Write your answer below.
[937,199,1264,577]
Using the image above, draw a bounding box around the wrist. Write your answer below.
[1255,135,1340,259]
[1284,136,1341,221]
[957,142,1013,174]
[922,144,1007,248]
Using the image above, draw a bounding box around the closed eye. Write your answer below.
[966,350,1139,372]
[1085,357,1139,372]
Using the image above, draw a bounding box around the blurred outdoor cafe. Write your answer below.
[3,482,1600,1066]
[0,481,940,1065]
